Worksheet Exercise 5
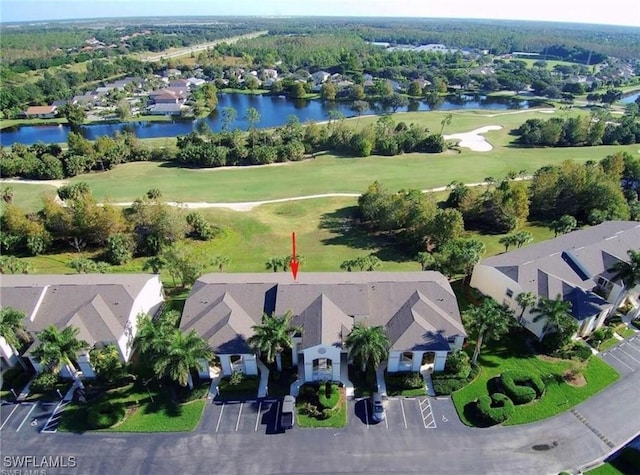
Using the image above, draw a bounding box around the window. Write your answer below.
[506,288,514,298]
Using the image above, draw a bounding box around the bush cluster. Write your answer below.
[87,402,126,429]
[475,393,515,425]
[318,383,340,410]
[219,373,259,392]
[385,372,424,389]
[499,370,545,405]
[29,372,59,393]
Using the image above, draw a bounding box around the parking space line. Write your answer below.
[363,400,369,429]
[621,342,640,354]
[215,403,225,432]
[235,402,244,432]
[275,400,280,431]
[606,352,634,371]
[0,404,20,431]
[384,404,389,430]
[617,347,640,365]
[418,398,437,429]
[16,403,36,432]
[255,401,262,432]
[399,399,408,429]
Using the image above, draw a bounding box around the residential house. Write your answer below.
[24,105,57,119]
[0,274,164,378]
[181,272,466,383]
[311,71,331,85]
[169,79,190,89]
[149,89,187,104]
[470,221,640,339]
[147,103,185,116]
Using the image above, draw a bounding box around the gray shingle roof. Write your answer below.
[181,272,465,354]
[481,221,640,295]
[0,274,157,348]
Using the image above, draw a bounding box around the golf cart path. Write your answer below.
[1,178,531,212]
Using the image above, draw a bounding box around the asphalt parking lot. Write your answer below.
[203,398,285,434]
[351,396,449,432]
[0,401,62,434]
[599,334,640,377]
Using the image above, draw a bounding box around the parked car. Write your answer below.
[281,395,296,429]
[371,392,386,422]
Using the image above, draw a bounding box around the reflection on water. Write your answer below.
[0,93,541,146]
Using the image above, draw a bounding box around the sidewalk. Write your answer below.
[375,362,388,397]
[256,360,270,398]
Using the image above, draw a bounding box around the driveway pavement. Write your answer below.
[2,360,639,475]
[600,333,640,376]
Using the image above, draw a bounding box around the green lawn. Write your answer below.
[59,382,206,433]
[296,385,348,428]
[43,108,635,204]
[1,183,59,213]
[586,464,625,475]
[451,334,619,427]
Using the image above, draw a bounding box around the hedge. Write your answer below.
[385,372,423,389]
[499,370,545,405]
[218,374,259,392]
[318,383,340,410]
[476,393,514,425]
[432,378,466,395]
[87,402,126,429]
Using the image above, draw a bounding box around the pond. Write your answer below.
[0,93,541,146]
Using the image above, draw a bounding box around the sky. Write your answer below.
[1,0,639,27]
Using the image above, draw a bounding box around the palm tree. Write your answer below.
[340,259,355,272]
[515,292,538,323]
[0,307,27,351]
[248,311,302,372]
[153,329,213,389]
[498,235,518,253]
[344,323,390,373]
[363,255,382,271]
[32,325,89,378]
[464,298,513,364]
[439,112,453,135]
[530,295,577,345]
[608,249,640,312]
[265,256,285,272]
[212,255,230,272]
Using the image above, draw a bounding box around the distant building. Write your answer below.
[147,103,185,116]
[24,105,57,119]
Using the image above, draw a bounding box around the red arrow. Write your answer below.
[290,232,299,281]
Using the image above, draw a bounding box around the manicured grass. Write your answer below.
[599,337,622,352]
[451,334,619,427]
[59,382,207,432]
[1,185,59,214]
[471,221,556,257]
[586,464,625,475]
[216,374,259,400]
[220,88,270,95]
[616,326,636,339]
[296,384,348,428]
[384,371,426,397]
[44,109,636,204]
[105,399,205,432]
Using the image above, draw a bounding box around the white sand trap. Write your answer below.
[444,125,503,152]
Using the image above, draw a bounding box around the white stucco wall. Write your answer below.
[120,276,164,362]
[0,337,20,367]
[218,353,258,376]
[77,352,96,379]
[302,345,341,382]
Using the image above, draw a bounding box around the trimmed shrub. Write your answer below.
[386,372,423,389]
[299,402,322,418]
[218,374,259,393]
[476,393,514,425]
[299,383,318,398]
[87,402,126,429]
[499,370,545,405]
[318,383,340,409]
[432,378,466,395]
[30,372,59,393]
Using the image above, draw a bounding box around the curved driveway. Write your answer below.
[2,349,639,475]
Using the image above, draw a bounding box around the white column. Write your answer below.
[219,355,233,376]
[387,352,400,372]
[412,352,423,372]
[332,358,340,381]
[244,354,258,375]
[291,340,299,366]
[434,351,448,372]
[304,352,313,382]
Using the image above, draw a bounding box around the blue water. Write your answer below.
[0,93,537,146]
[621,91,640,105]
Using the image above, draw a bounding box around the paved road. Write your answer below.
[2,353,639,475]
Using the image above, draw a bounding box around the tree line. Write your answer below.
[513,111,640,148]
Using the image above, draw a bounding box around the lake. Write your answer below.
[0,93,539,146]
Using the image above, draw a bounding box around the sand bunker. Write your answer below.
[443,125,503,152]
